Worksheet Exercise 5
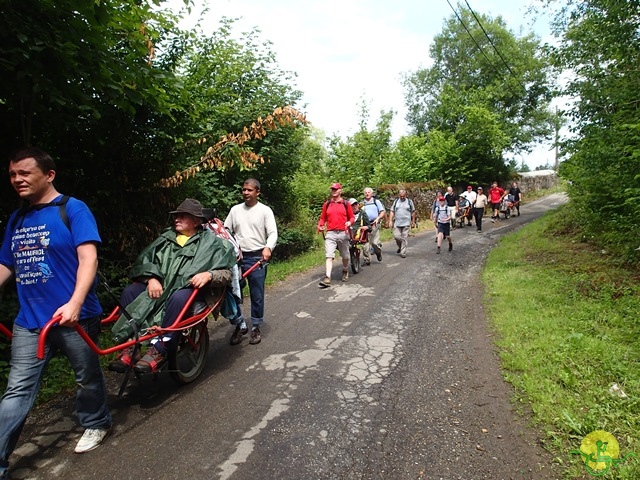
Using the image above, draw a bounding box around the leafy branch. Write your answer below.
[158,106,308,187]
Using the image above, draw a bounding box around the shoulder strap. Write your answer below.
[9,195,71,233]
[364,198,382,214]
[54,195,71,230]
[325,199,348,215]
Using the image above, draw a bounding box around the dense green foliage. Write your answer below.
[403,7,553,184]
[0,1,307,263]
[541,0,640,259]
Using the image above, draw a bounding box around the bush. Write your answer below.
[273,225,315,260]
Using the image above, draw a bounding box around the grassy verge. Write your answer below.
[483,204,640,478]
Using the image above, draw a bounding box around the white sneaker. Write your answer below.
[74,427,111,453]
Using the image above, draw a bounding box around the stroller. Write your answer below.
[456,197,473,227]
[499,194,519,219]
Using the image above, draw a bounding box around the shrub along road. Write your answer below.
[9,194,567,480]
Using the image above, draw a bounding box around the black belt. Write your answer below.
[242,250,263,256]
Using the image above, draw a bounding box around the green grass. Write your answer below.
[484,204,640,478]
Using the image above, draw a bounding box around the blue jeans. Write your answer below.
[238,254,267,327]
[0,319,112,476]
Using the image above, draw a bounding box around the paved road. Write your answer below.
[9,194,566,480]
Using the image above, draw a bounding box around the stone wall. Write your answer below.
[516,170,558,193]
[378,182,443,225]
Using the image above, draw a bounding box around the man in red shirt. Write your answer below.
[488,181,505,223]
[317,183,355,287]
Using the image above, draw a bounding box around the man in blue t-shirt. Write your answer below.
[0,147,112,479]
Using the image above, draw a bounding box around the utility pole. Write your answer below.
[554,107,560,171]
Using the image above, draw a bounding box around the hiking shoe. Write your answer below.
[400,254,406,258]
[341,270,349,282]
[319,277,331,288]
[249,328,261,345]
[364,259,371,266]
[74,426,112,453]
[376,250,382,262]
[108,347,140,373]
[396,248,401,253]
[491,218,495,223]
[448,243,453,252]
[134,346,167,374]
[230,325,247,345]
[436,246,441,254]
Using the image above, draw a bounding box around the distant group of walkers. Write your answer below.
[317,181,524,283]
[429,182,523,253]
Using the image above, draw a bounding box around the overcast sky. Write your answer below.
[173,0,556,168]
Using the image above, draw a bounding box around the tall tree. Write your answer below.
[327,108,394,194]
[542,0,640,256]
[166,19,305,223]
[404,6,553,182]
[0,0,183,148]
[0,4,307,261]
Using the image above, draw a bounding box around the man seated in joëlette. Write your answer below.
[108,198,237,374]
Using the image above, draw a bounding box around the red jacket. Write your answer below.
[318,199,355,231]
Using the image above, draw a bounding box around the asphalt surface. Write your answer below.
[9,194,567,480]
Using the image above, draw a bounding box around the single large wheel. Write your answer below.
[350,247,360,274]
[503,208,510,219]
[169,323,209,384]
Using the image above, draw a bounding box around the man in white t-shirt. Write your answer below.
[224,178,278,345]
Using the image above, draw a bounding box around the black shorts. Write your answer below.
[491,202,501,210]
[437,222,451,237]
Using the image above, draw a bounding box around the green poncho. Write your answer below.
[111,227,237,342]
